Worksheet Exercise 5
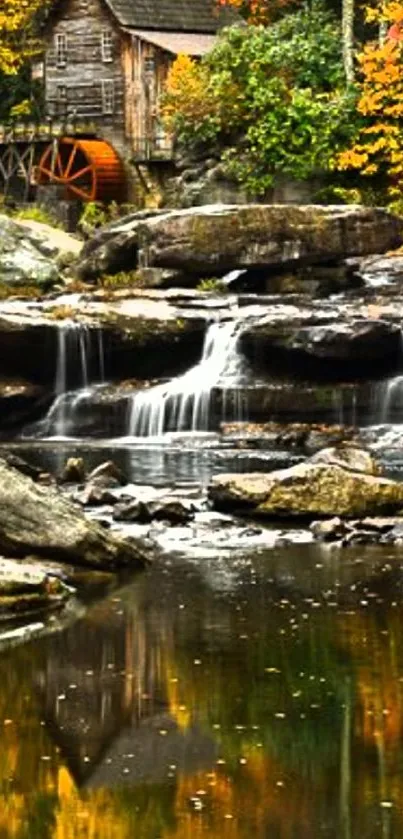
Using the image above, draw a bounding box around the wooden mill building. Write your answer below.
[0,0,232,204]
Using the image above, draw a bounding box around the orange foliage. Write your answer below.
[216,0,299,24]
[336,1,403,193]
[161,54,219,131]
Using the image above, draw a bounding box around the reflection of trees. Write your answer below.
[1,561,403,836]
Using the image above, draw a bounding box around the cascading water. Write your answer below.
[128,319,247,437]
[376,375,403,425]
[34,322,105,438]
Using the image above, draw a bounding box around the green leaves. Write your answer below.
[164,1,360,195]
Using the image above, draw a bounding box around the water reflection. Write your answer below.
[2,439,299,487]
[1,546,403,837]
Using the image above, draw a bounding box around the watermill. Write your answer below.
[36,137,126,201]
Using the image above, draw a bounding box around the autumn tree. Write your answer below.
[217,0,299,24]
[0,0,49,74]
[162,3,359,195]
[336,0,403,198]
[0,0,49,120]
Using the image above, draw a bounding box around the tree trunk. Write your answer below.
[342,0,355,83]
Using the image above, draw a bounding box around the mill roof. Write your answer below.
[103,0,234,32]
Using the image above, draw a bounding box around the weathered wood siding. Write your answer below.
[44,0,125,137]
[122,33,172,158]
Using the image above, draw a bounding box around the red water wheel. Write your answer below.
[37,137,126,201]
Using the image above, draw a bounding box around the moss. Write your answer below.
[47,305,76,321]
[100,270,146,289]
[196,277,226,293]
[13,205,64,229]
[100,312,191,344]
[0,283,40,300]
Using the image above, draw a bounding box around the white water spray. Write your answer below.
[128,319,246,437]
[36,322,105,438]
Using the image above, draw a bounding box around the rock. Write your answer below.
[310,445,379,475]
[59,457,86,483]
[73,204,403,283]
[311,515,403,544]
[217,381,376,426]
[342,529,381,546]
[240,319,402,377]
[0,458,148,569]
[37,472,54,486]
[74,209,166,282]
[146,499,194,524]
[16,219,83,263]
[358,516,402,532]
[113,500,151,523]
[136,204,403,274]
[220,422,363,453]
[381,523,403,543]
[0,379,49,432]
[0,557,71,619]
[73,485,118,507]
[0,451,43,482]
[87,460,127,486]
[310,517,348,541]
[113,497,194,525]
[359,253,403,282]
[208,450,403,518]
[0,214,60,289]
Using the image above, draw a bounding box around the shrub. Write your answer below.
[162,3,360,195]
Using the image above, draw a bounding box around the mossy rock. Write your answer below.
[209,448,403,519]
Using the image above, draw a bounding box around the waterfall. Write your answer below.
[377,375,403,425]
[35,322,105,438]
[128,319,246,437]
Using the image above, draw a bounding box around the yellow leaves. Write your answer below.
[0,0,49,74]
[335,0,403,195]
[337,148,369,170]
[161,54,219,132]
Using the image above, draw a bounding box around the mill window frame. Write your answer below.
[101,30,113,62]
[55,33,68,67]
[102,79,115,114]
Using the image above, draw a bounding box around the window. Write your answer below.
[101,30,113,62]
[56,84,67,116]
[102,80,114,114]
[55,33,68,67]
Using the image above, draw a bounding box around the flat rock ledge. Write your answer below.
[208,447,403,519]
[0,459,148,569]
[0,557,70,619]
[311,516,403,546]
[138,204,403,274]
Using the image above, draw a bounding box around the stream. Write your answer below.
[3,305,403,837]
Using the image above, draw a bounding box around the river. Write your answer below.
[0,439,403,837]
[2,300,403,837]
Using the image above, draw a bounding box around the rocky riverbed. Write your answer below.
[3,202,403,835]
[2,201,403,635]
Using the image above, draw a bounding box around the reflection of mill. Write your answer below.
[35,582,216,788]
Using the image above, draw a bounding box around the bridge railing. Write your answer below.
[0,118,98,143]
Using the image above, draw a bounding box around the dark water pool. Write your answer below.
[2,542,403,838]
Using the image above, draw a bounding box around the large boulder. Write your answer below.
[0,459,147,569]
[75,209,166,282]
[0,215,60,288]
[73,204,403,283]
[208,447,403,518]
[16,218,82,264]
[136,204,403,274]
